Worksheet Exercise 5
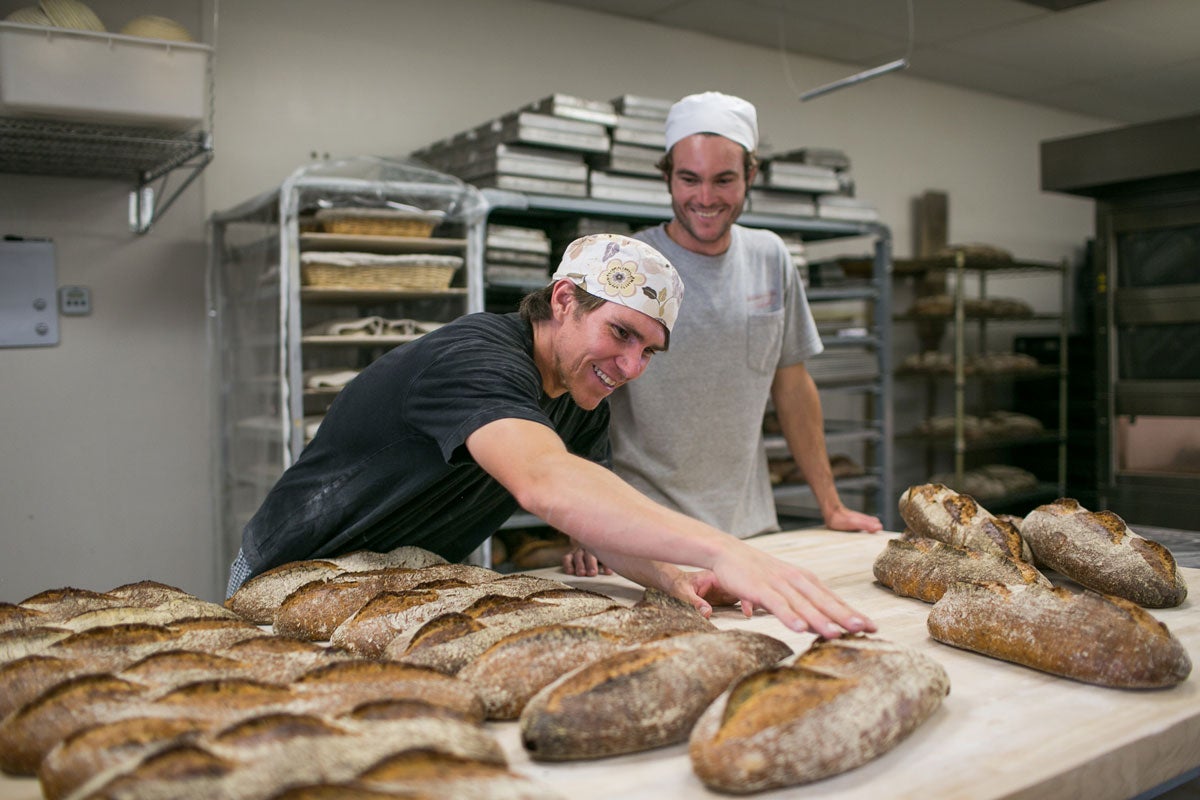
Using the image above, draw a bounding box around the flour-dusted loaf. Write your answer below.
[458,591,717,720]
[0,603,49,635]
[873,536,1049,603]
[1021,498,1188,608]
[0,652,486,777]
[273,563,501,640]
[927,580,1192,688]
[224,546,450,624]
[329,574,570,658]
[898,483,1032,561]
[390,590,618,674]
[349,749,566,800]
[55,710,505,800]
[688,636,950,793]
[225,560,344,624]
[519,629,792,761]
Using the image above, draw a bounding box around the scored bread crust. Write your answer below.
[458,596,718,720]
[1021,498,1187,608]
[927,580,1192,688]
[329,575,570,658]
[688,636,949,793]
[272,564,501,641]
[519,630,792,761]
[873,536,1050,603]
[898,483,1032,561]
[389,590,618,675]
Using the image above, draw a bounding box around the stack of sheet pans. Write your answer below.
[485,224,552,289]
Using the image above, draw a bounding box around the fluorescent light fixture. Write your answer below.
[799,57,910,102]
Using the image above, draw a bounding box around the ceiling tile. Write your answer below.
[938,12,1186,82]
[533,0,1200,124]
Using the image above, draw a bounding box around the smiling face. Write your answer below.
[665,133,755,256]
[541,282,668,410]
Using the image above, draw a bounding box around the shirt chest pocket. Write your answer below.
[747,310,784,374]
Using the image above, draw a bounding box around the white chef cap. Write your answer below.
[664,91,759,153]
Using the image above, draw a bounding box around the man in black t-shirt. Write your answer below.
[227,233,874,639]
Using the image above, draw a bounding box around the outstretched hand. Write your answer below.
[825,505,884,534]
[709,543,876,639]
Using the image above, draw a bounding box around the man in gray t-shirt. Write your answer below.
[587,91,883,552]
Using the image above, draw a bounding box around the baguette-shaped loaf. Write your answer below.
[899,483,1031,561]
[1022,498,1188,607]
[0,656,484,776]
[17,588,119,617]
[225,561,343,624]
[1,620,268,710]
[873,536,1049,603]
[391,590,618,674]
[458,593,717,720]
[224,546,449,624]
[56,710,502,800]
[41,694,486,800]
[927,581,1192,688]
[350,749,566,800]
[688,636,950,793]
[329,574,569,658]
[273,563,501,640]
[519,630,792,761]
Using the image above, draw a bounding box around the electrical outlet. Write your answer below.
[58,285,91,316]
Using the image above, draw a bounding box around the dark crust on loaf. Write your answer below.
[519,630,792,760]
[688,636,949,793]
[872,536,1049,603]
[1022,499,1187,607]
[898,483,1030,561]
[927,581,1192,687]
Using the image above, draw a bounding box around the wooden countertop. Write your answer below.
[499,529,1200,800]
[2,529,1196,799]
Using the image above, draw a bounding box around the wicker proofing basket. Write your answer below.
[314,207,445,238]
[300,252,463,290]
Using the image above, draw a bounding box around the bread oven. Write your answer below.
[1042,113,1200,529]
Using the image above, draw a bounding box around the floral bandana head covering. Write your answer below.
[664,91,758,153]
[551,233,685,332]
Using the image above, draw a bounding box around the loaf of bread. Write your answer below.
[873,536,1049,603]
[1021,498,1188,608]
[346,749,565,800]
[688,635,950,793]
[0,603,48,635]
[224,546,449,624]
[899,483,1031,561]
[272,563,501,640]
[0,651,486,776]
[927,581,1192,688]
[519,630,791,761]
[225,560,344,624]
[329,574,570,657]
[53,710,504,800]
[391,589,618,674]
[458,591,717,720]
[1,619,270,715]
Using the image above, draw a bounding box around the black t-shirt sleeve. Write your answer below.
[402,332,555,464]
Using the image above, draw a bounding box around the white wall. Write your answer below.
[0,0,1112,602]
